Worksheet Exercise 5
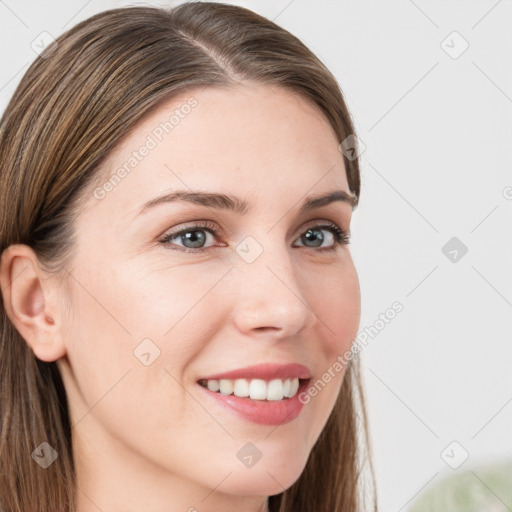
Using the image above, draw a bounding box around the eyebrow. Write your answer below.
[136,189,357,218]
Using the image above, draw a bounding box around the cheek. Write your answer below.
[335,269,361,350]
[60,268,197,454]
[305,257,361,352]
[62,258,231,419]
[298,258,360,438]
[109,258,232,340]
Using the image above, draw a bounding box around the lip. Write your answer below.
[198,378,310,426]
[197,363,312,382]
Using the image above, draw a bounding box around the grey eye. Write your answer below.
[296,228,335,248]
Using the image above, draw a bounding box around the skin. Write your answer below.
[0,83,361,512]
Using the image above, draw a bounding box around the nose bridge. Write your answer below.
[229,234,315,338]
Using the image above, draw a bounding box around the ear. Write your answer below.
[0,244,67,362]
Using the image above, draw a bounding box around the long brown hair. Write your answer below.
[0,3,377,511]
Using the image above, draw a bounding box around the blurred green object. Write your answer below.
[408,460,512,512]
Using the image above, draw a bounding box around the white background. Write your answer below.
[1,1,511,510]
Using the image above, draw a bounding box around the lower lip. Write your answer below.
[198,380,310,426]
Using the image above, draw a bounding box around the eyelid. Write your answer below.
[158,217,350,252]
[293,219,351,247]
[298,218,349,235]
[158,219,223,245]
[159,218,346,239]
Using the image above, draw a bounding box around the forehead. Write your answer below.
[82,83,349,220]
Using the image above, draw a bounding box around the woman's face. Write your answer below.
[57,83,360,507]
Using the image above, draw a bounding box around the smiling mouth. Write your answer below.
[197,377,309,401]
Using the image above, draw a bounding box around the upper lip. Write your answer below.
[198,363,312,382]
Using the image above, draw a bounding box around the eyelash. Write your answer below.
[158,220,350,254]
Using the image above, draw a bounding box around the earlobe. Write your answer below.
[0,244,67,362]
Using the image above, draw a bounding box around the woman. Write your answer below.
[0,2,377,511]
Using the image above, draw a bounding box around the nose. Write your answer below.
[229,243,317,341]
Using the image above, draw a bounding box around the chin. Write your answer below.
[225,458,307,497]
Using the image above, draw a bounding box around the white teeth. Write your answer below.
[201,377,301,401]
[289,377,300,398]
[282,378,291,397]
[219,379,233,395]
[233,378,250,397]
[267,379,283,401]
[207,380,220,392]
[249,379,267,400]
